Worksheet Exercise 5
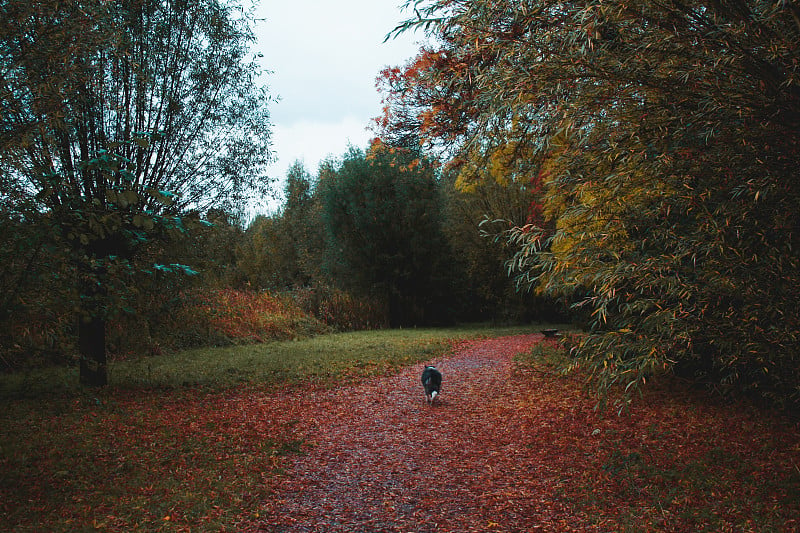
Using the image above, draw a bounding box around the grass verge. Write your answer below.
[0,325,534,399]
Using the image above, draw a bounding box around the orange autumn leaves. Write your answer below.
[3,335,798,531]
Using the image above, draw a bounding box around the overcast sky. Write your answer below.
[252,1,424,214]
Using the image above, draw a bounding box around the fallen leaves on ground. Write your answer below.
[240,335,800,532]
[2,334,799,532]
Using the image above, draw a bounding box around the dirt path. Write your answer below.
[244,333,590,532]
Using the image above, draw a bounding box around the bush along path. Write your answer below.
[241,335,800,532]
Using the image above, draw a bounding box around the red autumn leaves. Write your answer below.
[243,335,800,532]
[3,334,798,531]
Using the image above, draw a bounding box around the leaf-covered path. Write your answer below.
[4,333,797,531]
[248,334,570,532]
[239,334,800,532]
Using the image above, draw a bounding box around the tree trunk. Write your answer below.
[79,315,107,387]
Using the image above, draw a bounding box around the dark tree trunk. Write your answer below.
[79,315,107,387]
[77,251,109,388]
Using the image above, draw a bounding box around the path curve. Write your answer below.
[243,333,590,532]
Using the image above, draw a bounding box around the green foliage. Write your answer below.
[160,209,250,289]
[384,0,800,409]
[441,166,567,322]
[237,162,325,291]
[0,0,273,383]
[239,153,556,328]
[237,214,296,289]
[281,162,327,286]
[317,141,457,326]
[0,206,74,368]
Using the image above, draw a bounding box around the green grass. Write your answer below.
[0,325,537,531]
[112,326,498,389]
[0,325,535,399]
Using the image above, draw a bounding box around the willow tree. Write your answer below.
[382,1,800,408]
[1,0,272,385]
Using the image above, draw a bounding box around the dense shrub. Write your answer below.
[2,287,330,369]
[288,283,388,332]
[108,289,329,356]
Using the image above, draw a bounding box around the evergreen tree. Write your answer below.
[318,141,455,326]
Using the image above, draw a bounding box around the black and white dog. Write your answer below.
[421,365,442,405]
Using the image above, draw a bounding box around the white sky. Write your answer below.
[252,1,424,215]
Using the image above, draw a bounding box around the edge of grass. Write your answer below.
[0,324,546,530]
[0,324,543,400]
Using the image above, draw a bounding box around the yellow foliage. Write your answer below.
[454,171,479,194]
[454,130,538,194]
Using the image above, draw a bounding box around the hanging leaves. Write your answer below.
[379,0,800,409]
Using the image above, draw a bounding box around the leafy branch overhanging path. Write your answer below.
[241,334,799,532]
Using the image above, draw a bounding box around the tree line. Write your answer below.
[241,141,559,327]
[0,3,559,385]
